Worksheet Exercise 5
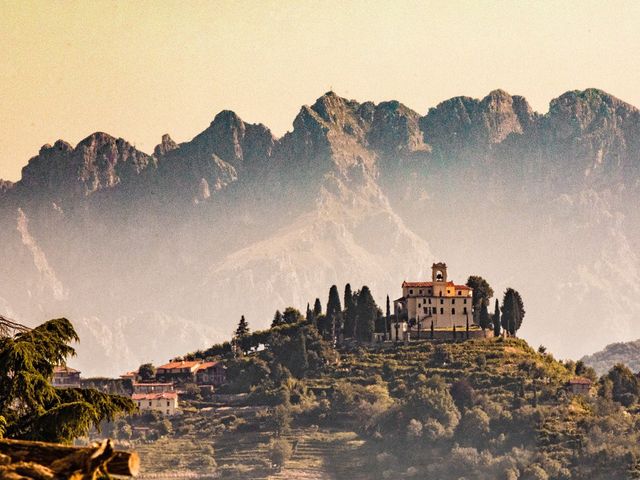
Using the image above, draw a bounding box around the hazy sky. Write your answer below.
[1,0,640,181]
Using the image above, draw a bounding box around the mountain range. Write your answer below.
[1,88,640,376]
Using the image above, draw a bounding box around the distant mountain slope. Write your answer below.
[581,339,640,375]
[2,88,640,375]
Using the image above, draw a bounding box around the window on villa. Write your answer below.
[463,307,467,314]
[423,307,428,314]
[148,401,152,406]
[428,298,431,304]
[440,299,443,304]
[419,289,423,294]
[428,290,432,295]
[457,290,461,295]
[440,308,444,314]
[167,401,170,406]
[439,292,442,297]
[452,298,455,304]
[410,289,413,294]
[452,308,455,314]
[464,299,467,304]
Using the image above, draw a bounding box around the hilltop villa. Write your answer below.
[394,263,473,329]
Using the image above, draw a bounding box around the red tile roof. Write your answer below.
[132,392,178,400]
[157,360,201,371]
[195,361,223,372]
[402,281,471,290]
[132,382,174,387]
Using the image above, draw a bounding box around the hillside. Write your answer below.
[116,335,640,480]
[3,88,640,374]
[581,339,640,375]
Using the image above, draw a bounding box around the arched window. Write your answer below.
[452,308,456,314]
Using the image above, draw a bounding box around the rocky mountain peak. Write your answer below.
[421,89,534,151]
[154,134,179,157]
[368,100,428,156]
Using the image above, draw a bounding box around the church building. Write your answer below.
[394,263,473,329]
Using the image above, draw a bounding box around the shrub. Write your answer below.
[270,438,293,468]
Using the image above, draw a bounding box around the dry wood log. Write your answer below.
[0,439,139,478]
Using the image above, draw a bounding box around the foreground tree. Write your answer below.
[0,317,134,443]
[282,307,304,325]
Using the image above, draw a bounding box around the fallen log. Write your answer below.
[0,439,139,478]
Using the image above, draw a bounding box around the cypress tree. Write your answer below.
[305,303,314,324]
[344,284,357,338]
[493,299,501,337]
[478,300,490,331]
[272,310,284,328]
[430,319,434,339]
[501,288,525,336]
[313,298,322,317]
[453,324,457,341]
[386,295,391,337]
[355,286,377,342]
[326,285,342,340]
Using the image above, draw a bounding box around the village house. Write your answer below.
[156,360,202,383]
[132,392,180,416]
[156,360,227,386]
[132,382,175,394]
[394,263,473,329]
[52,366,81,388]
[567,377,592,396]
[194,361,227,386]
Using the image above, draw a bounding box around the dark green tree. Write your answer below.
[385,294,391,337]
[272,310,285,328]
[355,286,377,342]
[343,284,357,338]
[466,276,494,314]
[501,288,525,336]
[138,363,156,382]
[313,298,322,318]
[492,299,501,337]
[478,300,491,331]
[283,307,304,324]
[326,285,342,340]
[0,318,135,442]
[305,303,313,323]
[235,315,250,337]
[235,315,251,353]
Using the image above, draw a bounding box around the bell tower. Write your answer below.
[432,262,448,284]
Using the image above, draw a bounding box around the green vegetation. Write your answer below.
[0,317,134,443]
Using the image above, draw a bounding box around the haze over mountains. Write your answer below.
[1,88,639,376]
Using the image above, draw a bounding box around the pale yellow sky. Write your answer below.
[1,0,640,181]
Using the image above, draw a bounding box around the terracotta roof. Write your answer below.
[157,360,201,371]
[195,361,223,372]
[568,377,592,385]
[132,392,178,400]
[402,281,472,290]
[54,366,80,374]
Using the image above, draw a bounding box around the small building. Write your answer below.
[52,366,81,388]
[156,360,202,383]
[195,362,226,386]
[132,392,180,416]
[390,321,409,342]
[567,377,592,395]
[120,371,140,383]
[132,382,175,394]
